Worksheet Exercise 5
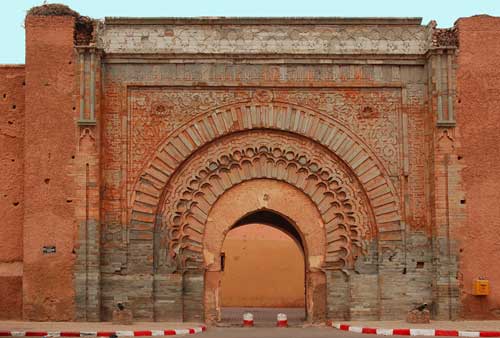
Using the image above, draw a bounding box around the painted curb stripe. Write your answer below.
[480,333,500,337]
[0,327,206,337]
[26,332,48,336]
[333,324,497,337]
[459,332,480,337]
[376,328,394,336]
[394,329,411,336]
[436,330,459,336]
[174,329,190,335]
[410,329,436,336]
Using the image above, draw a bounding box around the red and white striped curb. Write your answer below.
[0,326,206,337]
[332,323,500,337]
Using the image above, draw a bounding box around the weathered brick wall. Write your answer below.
[23,15,78,320]
[456,15,500,319]
[0,65,25,320]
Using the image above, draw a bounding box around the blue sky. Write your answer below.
[1,0,499,64]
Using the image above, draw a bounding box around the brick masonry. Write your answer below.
[0,4,499,323]
[0,65,25,320]
[455,15,500,319]
[22,14,78,321]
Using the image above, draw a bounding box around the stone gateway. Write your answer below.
[1,4,500,322]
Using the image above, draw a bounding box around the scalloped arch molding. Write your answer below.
[130,101,400,232]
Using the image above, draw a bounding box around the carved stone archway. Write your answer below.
[127,100,402,322]
[129,101,401,242]
[141,130,380,322]
[154,131,375,273]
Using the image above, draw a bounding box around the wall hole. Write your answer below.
[220,252,225,272]
[13,202,19,206]
[458,155,463,160]
[44,178,50,184]
[12,104,16,109]
[460,199,466,204]
[2,93,6,99]
[71,155,75,159]
[69,61,72,64]
[416,261,425,269]
[66,199,73,203]
[8,120,13,125]
[11,159,15,162]
[22,81,25,86]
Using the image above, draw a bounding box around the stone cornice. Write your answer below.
[104,17,423,26]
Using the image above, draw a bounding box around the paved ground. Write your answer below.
[202,326,358,338]
[220,307,305,326]
[1,319,500,337]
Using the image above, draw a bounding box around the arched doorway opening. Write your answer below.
[220,210,306,324]
[203,179,327,324]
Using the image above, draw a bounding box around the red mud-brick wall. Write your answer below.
[23,14,77,320]
[456,15,500,319]
[0,66,25,319]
